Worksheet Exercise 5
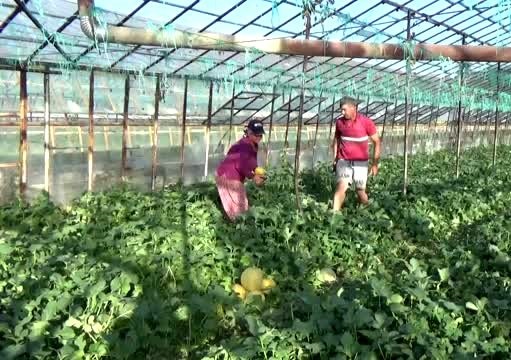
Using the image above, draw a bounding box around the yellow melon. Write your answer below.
[232,283,247,300]
[254,167,266,176]
[262,278,276,290]
[241,267,264,291]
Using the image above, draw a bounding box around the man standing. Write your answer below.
[332,97,381,210]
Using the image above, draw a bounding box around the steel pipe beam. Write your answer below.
[78,0,511,63]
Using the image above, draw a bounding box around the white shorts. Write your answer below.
[336,159,368,190]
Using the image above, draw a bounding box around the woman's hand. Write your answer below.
[253,174,266,186]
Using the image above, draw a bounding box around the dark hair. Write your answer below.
[340,96,359,107]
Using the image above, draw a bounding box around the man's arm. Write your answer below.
[331,135,338,161]
[369,133,381,166]
[331,119,339,161]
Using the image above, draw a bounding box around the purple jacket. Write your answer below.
[216,137,258,182]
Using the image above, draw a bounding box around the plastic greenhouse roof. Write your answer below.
[2,0,511,124]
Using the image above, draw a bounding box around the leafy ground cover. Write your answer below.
[1,145,511,359]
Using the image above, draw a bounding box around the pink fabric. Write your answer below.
[216,175,249,220]
[216,137,258,182]
[335,113,377,161]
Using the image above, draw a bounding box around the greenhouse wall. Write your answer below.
[1,122,511,205]
[2,69,511,205]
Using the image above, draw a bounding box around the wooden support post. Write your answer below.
[43,72,50,194]
[50,126,56,155]
[294,12,312,210]
[103,126,109,151]
[19,70,28,196]
[227,85,235,152]
[204,81,213,179]
[121,76,130,178]
[180,77,188,180]
[328,96,336,155]
[455,38,466,178]
[312,93,323,167]
[380,100,391,140]
[403,10,412,195]
[78,126,83,152]
[266,85,276,166]
[151,75,161,191]
[284,92,292,149]
[492,62,501,167]
[88,71,94,191]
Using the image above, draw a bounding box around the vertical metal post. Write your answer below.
[492,62,501,167]
[19,70,28,196]
[227,84,236,152]
[121,75,130,178]
[151,75,160,191]
[43,72,50,194]
[265,85,276,166]
[88,71,94,191]
[455,37,466,178]
[180,77,188,180]
[204,81,213,179]
[403,10,412,195]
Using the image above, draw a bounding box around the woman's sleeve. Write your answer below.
[238,150,258,179]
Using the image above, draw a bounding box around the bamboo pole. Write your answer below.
[380,100,391,140]
[19,70,28,196]
[455,37,466,178]
[180,77,188,180]
[311,92,323,167]
[88,71,94,191]
[492,62,501,167]
[328,96,336,144]
[121,75,130,178]
[284,92,292,149]
[403,11,412,195]
[204,81,213,179]
[294,12,311,210]
[265,85,276,167]
[151,75,161,191]
[43,72,50,194]
[227,84,235,152]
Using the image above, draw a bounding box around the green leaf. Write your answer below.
[246,315,264,336]
[354,308,373,327]
[0,344,26,360]
[389,303,408,313]
[42,300,58,321]
[389,294,404,304]
[340,332,357,356]
[438,267,450,282]
[30,321,49,337]
[0,243,13,256]
[465,302,478,311]
[64,317,82,328]
[57,326,76,340]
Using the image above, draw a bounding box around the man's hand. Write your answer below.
[253,174,266,186]
[369,163,379,176]
[332,159,337,173]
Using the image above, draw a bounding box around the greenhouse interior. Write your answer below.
[1,0,511,359]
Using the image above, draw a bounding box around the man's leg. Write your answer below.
[353,161,369,205]
[333,160,352,211]
[333,180,350,211]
